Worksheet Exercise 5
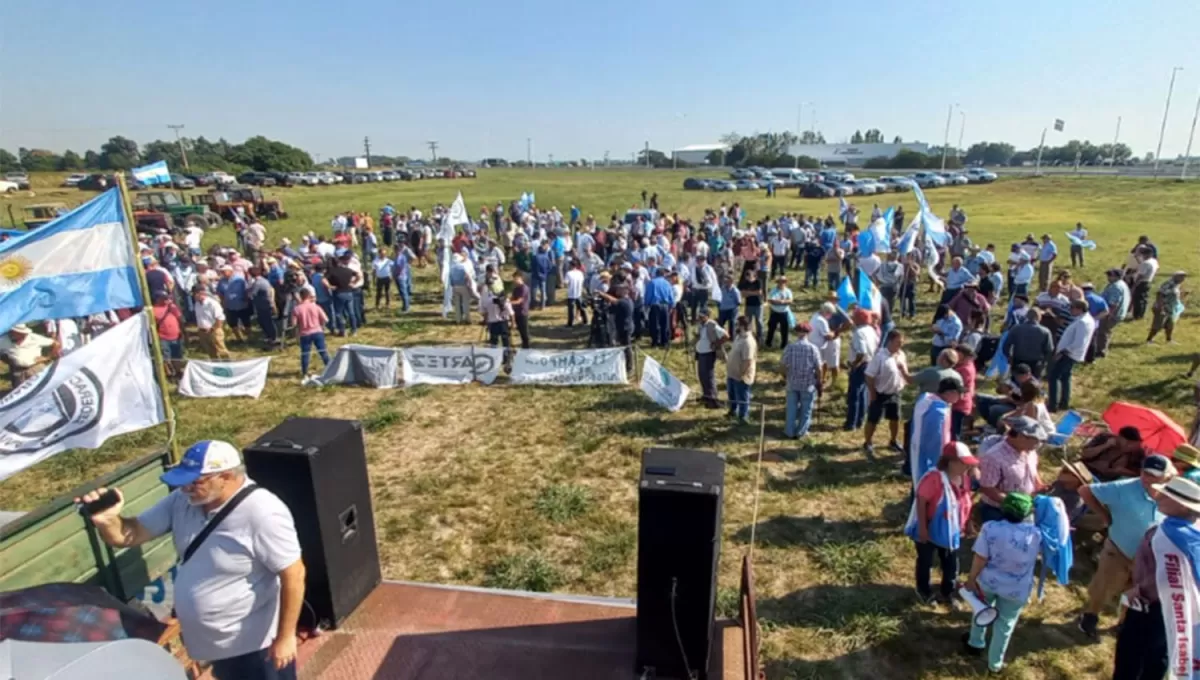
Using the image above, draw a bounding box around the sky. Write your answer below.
[2,0,1198,162]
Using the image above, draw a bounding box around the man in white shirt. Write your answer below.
[0,323,59,388]
[1037,233,1058,293]
[807,303,836,384]
[770,234,789,279]
[565,261,587,327]
[184,225,205,255]
[193,285,231,359]
[1047,299,1095,413]
[844,309,880,431]
[244,220,267,257]
[694,308,729,409]
[1131,248,1159,320]
[858,250,882,280]
[863,328,911,455]
[1068,222,1088,267]
[1012,253,1035,298]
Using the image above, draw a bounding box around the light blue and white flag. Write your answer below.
[131,160,171,186]
[912,182,931,215]
[858,269,882,314]
[0,189,141,334]
[861,217,890,254]
[896,221,919,256]
[529,191,536,206]
[1064,232,1097,250]
[909,393,951,491]
[519,192,531,211]
[836,275,857,311]
[904,469,962,551]
[911,183,950,246]
[984,331,1010,379]
[881,206,895,239]
[838,196,851,223]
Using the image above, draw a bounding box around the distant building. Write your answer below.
[787,142,931,167]
[671,143,730,165]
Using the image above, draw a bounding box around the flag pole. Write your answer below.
[117,174,182,463]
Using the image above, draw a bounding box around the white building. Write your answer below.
[786,142,931,167]
[671,143,730,165]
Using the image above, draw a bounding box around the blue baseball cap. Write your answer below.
[161,440,242,487]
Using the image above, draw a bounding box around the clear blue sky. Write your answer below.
[2,0,1197,162]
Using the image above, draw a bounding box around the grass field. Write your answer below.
[2,171,1198,679]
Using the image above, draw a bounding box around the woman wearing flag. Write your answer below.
[1112,476,1200,679]
[961,493,1041,674]
[908,442,978,606]
[908,378,961,485]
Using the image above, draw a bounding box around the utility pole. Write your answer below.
[940,103,956,171]
[167,124,188,170]
[549,153,554,166]
[604,150,610,167]
[527,138,532,167]
[1034,127,1048,175]
[957,111,966,160]
[1181,88,1200,180]
[426,141,439,164]
[1154,67,1183,177]
[363,136,372,168]
[1111,116,1122,166]
[644,141,650,169]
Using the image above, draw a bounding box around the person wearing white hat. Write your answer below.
[77,441,305,679]
[1113,476,1200,679]
[0,323,60,388]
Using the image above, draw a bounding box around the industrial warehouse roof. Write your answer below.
[671,143,730,152]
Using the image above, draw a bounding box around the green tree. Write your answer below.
[892,135,903,144]
[226,136,313,172]
[799,130,826,144]
[964,142,1015,166]
[0,148,22,171]
[850,130,865,144]
[636,148,671,168]
[57,150,84,171]
[18,148,61,172]
[99,136,141,170]
[142,139,184,167]
[890,150,929,169]
[705,149,726,165]
[864,156,893,169]
[84,150,101,168]
[793,155,820,169]
[863,129,884,143]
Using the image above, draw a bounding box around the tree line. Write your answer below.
[0,135,315,174]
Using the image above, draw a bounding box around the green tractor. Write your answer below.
[132,191,222,232]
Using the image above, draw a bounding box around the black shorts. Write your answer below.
[868,392,901,423]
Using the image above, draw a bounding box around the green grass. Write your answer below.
[2,170,1199,678]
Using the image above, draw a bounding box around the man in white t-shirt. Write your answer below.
[1068,222,1088,267]
[78,440,304,679]
[808,303,837,384]
[858,251,882,280]
[0,323,59,388]
[565,261,587,327]
[844,308,880,432]
[694,308,729,408]
[863,329,911,455]
[244,221,267,257]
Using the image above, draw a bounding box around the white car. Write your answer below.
[734,179,759,190]
[940,172,970,186]
[203,171,235,186]
[911,172,946,188]
[63,173,89,187]
[877,176,914,191]
[0,179,18,193]
[319,171,342,184]
[965,168,998,183]
[844,179,877,195]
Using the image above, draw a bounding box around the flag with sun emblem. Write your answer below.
[0,189,142,334]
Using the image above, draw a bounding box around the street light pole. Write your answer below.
[1034,127,1048,175]
[1154,67,1183,177]
[1111,116,1121,166]
[957,111,966,161]
[1181,89,1200,180]
[940,104,955,171]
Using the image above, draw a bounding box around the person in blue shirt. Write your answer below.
[942,257,974,305]
[820,222,838,251]
[531,242,554,309]
[929,305,963,365]
[1075,454,1173,639]
[392,243,415,312]
[216,266,252,342]
[717,276,741,336]
[1037,234,1058,293]
[644,268,676,348]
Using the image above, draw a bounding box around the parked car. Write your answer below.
[844,179,877,195]
[457,167,477,178]
[185,174,214,187]
[965,168,998,183]
[825,181,855,196]
[801,182,835,198]
[734,179,760,191]
[380,171,398,181]
[168,174,195,190]
[910,171,946,188]
[202,171,236,186]
[730,168,756,180]
[825,171,856,183]
[939,172,970,186]
[709,180,737,191]
[234,171,275,187]
[77,174,118,191]
[4,172,31,190]
[62,173,89,187]
[683,177,710,190]
[352,173,370,184]
[319,171,342,184]
[0,179,19,193]
[877,176,913,192]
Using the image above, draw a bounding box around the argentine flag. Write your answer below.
[838,196,851,224]
[836,275,857,311]
[904,470,962,550]
[0,189,142,334]
[861,217,890,255]
[909,392,951,490]
[131,160,171,186]
[911,183,950,246]
[897,221,919,256]
[1064,231,1097,250]
[857,269,882,314]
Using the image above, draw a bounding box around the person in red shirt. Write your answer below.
[952,347,978,438]
[151,291,185,379]
[290,288,331,377]
[914,441,979,605]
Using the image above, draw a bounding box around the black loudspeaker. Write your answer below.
[636,448,726,680]
[243,417,381,629]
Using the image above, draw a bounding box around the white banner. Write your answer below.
[510,348,627,386]
[401,346,504,385]
[640,355,689,411]
[179,358,271,399]
[0,315,165,482]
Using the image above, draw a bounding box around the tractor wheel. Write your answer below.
[183,215,206,230]
[205,213,222,229]
[265,210,278,221]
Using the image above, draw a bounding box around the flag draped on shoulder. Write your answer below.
[909,393,950,490]
[904,470,962,550]
[131,160,171,186]
[0,315,164,481]
[1034,495,1073,601]
[1153,517,1200,678]
[0,189,142,334]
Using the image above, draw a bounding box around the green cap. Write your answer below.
[1001,492,1034,520]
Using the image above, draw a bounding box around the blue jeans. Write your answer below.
[967,587,1026,672]
[299,332,331,375]
[255,305,277,343]
[160,339,184,361]
[317,299,334,331]
[648,303,670,346]
[717,307,737,336]
[333,292,358,334]
[786,388,817,438]
[532,279,548,308]
[744,303,763,340]
[209,647,296,680]
[353,288,366,325]
[727,378,751,419]
[827,271,840,291]
[1047,355,1076,412]
[844,364,868,430]
[396,276,412,311]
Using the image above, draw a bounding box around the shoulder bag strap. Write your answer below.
[181,485,259,565]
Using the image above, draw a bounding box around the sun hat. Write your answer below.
[942,441,980,466]
[161,440,242,487]
[1159,477,1200,514]
[1142,454,1177,479]
[1062,461,1094,486]
[10,324,32,334]
[1001,492,1034,520]
[1173,444,1200,468]
[1006,415,1049,442]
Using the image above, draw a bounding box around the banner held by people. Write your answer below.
[179,358,272,399]
[640,355,690,412]
[0,315,165,482]
[440,192,470,317]
[510,348,628,386]
[401,346,504,386]
[0,188,142,334]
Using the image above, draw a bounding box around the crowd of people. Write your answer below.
[3,190,1198,678]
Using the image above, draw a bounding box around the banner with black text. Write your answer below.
[510,348,627,386]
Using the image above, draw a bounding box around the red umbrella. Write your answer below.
[1102,402,1187,455]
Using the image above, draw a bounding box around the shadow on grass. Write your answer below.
[763,454,897,493]
[1110,375,1195,404]
[732,514,888,549]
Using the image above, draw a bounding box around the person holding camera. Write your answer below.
[75,440,304,680]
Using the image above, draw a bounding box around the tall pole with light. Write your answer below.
[1181,88,1200,181]
[940,103,957,171]
[1111,116,1122,166]
[167,124,188,171]
[957,111,966,162]
[1154,67,1183,177]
